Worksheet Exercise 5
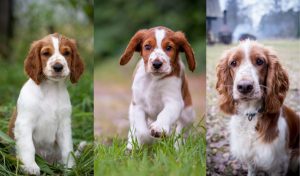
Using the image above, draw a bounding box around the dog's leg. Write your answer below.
[57,117,74,168]
[150,100,183,138]
[174,106,195,149]
[127,103,150,150]
[247,164,257,176]
[14,114,40,175]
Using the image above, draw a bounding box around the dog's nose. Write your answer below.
[52,63,64,73]
[237,80,254,94]
[152,60,163,69]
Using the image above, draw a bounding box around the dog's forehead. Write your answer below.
[144,27,175,42]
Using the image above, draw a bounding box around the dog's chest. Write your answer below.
[33,87,71,144]
[229,115,287,170]
[132,72,182,118]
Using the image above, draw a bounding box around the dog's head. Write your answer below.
[119,26,196,76]
[24,33,84,84]
[216,40,289,114]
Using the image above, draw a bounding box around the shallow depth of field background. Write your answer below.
[94,0,206,175]
[0,0,94,175]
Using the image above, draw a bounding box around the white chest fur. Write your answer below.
[132,61,183,119]
[229,111,289,171]
[15,79,71,148]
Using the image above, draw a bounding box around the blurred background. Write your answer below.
[206,0,300,175]
[94,0,206,139]
[0,0,93,174]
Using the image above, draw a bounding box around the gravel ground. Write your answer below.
[206,40,300,175]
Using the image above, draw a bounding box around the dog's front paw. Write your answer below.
[22,162,40,175]
[150,121,170,138]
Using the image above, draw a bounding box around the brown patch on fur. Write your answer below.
[282,105,300,151]
[7,108,17,139]
[62,37,85,83]
[119,29,148,65]
[181,74,192,107]
[216,50,236,114]
[263,48,289,113]
[256,112,280,143]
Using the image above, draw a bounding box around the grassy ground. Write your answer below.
[95,124,205,176]
[206,40,300,175]
[0,44,94,175]
[94,54,206,175]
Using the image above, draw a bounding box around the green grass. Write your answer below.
[95,123,206,176]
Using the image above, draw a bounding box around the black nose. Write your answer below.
[237,80,254,94]
[52,63,64,73]
[152,60,163,69]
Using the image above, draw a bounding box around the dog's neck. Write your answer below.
[236,99,263,121]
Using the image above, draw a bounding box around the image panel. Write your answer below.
[0,0,94,175]
[206,0,300,175]
[94,0,206,175]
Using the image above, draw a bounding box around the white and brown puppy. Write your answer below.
[216,40,299,175]
[8,33,84,175]
[120,26,196,150]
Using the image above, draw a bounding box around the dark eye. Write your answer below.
[230,60,237,67]
[144,44,151,50]
[63,51,70,56]
[166,45,172,51]
[41,51,50,57]
[256,58,264,66]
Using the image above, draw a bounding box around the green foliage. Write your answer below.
[94,0,206,72]
[95,123,206,176]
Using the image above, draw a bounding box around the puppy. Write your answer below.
[120,26,196,150]
[8,33,84,175]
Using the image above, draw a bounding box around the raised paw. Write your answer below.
[149,122,170,138]
[22,162,40,175]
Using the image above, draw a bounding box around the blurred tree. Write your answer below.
[0,0,14,58]
[95,0,206,72]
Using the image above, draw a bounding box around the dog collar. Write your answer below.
[245,107,264,121]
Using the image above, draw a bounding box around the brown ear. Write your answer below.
[216,51,235,115]
[24,41,43,84]
[264,49,289,113]
[119,29,147,65]
[70,39,84,84]
[174,31,196,71]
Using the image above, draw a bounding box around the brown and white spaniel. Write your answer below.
[120,26,196,150]
[8,33,84,175]
[216,39,299,175]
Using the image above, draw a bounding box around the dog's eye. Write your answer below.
[256,58,264,66]
[144,44,151,51]
[166,45,172,51]
[41,51,50,57]
[230,60,237,67]
[63,51,70,56]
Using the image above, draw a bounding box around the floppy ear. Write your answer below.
[120,29,147,65]
[69,39,84,84]
[216,51,235,115]
[24,41,44,85]
[174,31,196,71]
[264,49,289,113]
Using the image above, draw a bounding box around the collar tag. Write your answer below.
[246,112,256,121]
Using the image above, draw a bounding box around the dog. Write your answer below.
[119,26,196,150]
[8,33,84,175]
[216,39,299,175]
